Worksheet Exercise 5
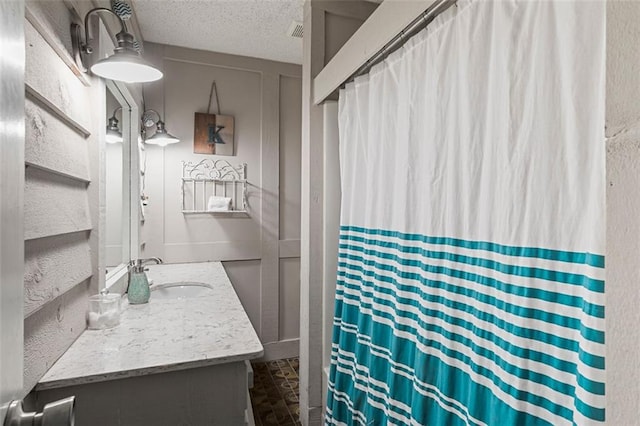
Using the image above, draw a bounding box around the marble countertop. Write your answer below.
[37,262,263,391]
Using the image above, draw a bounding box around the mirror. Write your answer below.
[104,82,135,279]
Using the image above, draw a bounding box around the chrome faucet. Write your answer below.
[129,257,163,273]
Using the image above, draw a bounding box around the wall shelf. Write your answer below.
[181,159,248,214]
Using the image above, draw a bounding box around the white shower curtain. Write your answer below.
[327,1,605,425]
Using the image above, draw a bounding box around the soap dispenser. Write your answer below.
[127,258,163,304]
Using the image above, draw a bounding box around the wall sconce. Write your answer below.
[141,109,180,147]
[71,8,162,83]
[106,107,123,143]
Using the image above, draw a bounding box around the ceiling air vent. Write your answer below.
[287,21,303,38]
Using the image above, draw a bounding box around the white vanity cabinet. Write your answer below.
[34,262,263,425]
[35,361,254,425]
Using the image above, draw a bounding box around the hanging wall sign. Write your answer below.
[194,113,234,155]
[194,81,235,156]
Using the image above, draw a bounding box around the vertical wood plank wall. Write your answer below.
[22,1,101,393]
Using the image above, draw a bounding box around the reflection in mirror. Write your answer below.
[105,86,130,274]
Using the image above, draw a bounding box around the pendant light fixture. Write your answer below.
[71,7,162,83]
[141,109,180,147]
[105,107,123,143]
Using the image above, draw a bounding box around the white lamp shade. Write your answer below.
[144,119,179,147]
[145,132,180,147]
[105,131,123,144]
[91,54,162,83]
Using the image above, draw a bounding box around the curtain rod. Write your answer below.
[344,0,456,86]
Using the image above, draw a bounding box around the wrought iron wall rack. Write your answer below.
[181,159,248,214]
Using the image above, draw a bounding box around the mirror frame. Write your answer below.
[102,79,140,290]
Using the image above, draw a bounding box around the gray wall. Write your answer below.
[141,43,302,359]
[22,1,101,392]
[299,3,378,423]
[605,1,640,423]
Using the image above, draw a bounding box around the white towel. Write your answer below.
[207,196,232,212]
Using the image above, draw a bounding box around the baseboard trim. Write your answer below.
[258,338,300,361]
[308,406,324,426]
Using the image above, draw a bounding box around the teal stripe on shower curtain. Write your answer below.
[341,225,605,269]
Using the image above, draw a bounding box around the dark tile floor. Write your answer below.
[250,357,301,426]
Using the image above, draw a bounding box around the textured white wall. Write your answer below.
[605,1,640,424]
[140,43,302,358]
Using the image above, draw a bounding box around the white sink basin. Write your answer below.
[151,282,213,300]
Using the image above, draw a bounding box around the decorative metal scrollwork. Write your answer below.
[181,159,248,214]
[182,159,246,181]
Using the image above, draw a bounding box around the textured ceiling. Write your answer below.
[131,0,304,64]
